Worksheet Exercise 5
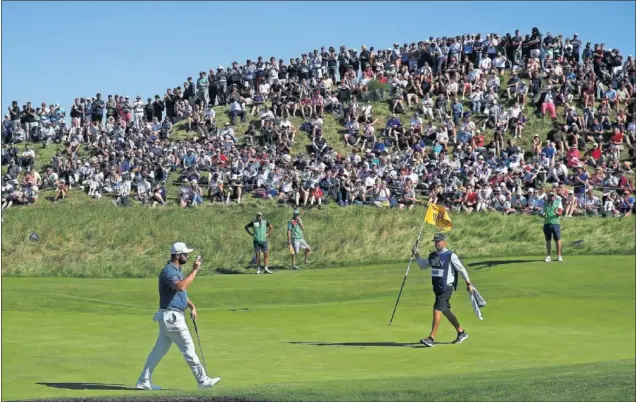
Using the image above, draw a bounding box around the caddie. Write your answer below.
[287,209,311,270]
[413,233,473,347]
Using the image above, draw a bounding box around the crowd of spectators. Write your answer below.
[2,27,635,217]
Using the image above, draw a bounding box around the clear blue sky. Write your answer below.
[2,1,634,115]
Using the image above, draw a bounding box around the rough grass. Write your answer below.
[1,201,633,277]
[2,256,634,401]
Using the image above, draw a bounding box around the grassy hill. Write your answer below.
[1,201,633,277]
[2,75,634,278]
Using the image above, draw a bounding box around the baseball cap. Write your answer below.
[171,242,194,254]
[432,233,447,242]
[257,212,263,217]
[293,209,300,216]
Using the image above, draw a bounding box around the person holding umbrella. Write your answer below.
[413,233,473,347]
[136,242,221,390]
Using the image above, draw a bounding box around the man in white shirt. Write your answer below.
[413,233,473,347]
[203,107,216,124]
[133,96,145,129]
[39,121,56,147]
[479,56,492,71]
[229,101,246,125]
[492,52,508,74]
[421,94,434,120]
[113,174,132,207]
[583,189,601,215]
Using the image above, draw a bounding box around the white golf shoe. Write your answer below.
[256,267,262,275]
[558,255,563,262]
[198,376,221,389]
[136,380,162,390]
[264,267,273,274]
[545,256,551,263]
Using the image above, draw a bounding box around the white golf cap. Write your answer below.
[171,242,194,254]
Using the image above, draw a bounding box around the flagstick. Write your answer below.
[388,219,427,326]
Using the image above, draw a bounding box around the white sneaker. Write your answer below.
[558,255,563,262]
[198,376,221,389]
[545,256,552,263]
[256,268,261,275]
[136,380,162,390]
[264,267,273,274]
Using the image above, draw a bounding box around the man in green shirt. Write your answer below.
[196,71,210,108]
[244,212,273,274]
[287,209,311,270]
[542,188,564,263]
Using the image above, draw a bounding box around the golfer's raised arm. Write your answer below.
[166,258,201,291]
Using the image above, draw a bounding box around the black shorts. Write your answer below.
[434,286,454,312]
[253,240,268,253]
[543,224,561,241]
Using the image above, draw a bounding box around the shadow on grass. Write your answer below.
[36,382,143,391]
[216,264,289,275]
[468,259,538,270]
[288,341,453,348]
[214,267,246,275]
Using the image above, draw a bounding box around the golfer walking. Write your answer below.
[542,189,564,262]
[244,212,273,274]
[136,242,221,390]
[287,209,311,270]
[414,233,473,347]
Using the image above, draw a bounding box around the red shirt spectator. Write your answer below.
[466,190,478,204]
[565,148,580,167]
[610,129,624,145]
[473,134,485,147]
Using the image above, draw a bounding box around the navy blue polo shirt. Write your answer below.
[158,262,187,311]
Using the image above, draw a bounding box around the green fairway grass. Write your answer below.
[2,255,634,401]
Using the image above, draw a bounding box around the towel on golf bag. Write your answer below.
[468,287,487,320]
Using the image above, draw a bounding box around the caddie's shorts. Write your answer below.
[434,286,454,312]
[292,238,310,253]
[253,240,268,253]
[543,224,561,241]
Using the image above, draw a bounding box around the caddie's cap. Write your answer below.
[257,212,263,216]
[432,233,447,242]
[293,209,300,216]
[171,242,194,254]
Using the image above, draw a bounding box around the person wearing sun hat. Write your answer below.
[412,232,473,348]
[287,209,311,270]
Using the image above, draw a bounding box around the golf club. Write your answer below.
[191,313,208,374]
[388,220,426,326]
[191,255,208,373]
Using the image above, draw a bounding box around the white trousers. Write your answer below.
[134,113,144,129]
[138,309,208,384]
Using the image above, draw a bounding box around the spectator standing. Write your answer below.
[542,189,564,262]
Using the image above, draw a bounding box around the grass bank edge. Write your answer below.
[2,203,633,278]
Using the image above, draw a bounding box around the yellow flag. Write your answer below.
[424,203,453,231]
